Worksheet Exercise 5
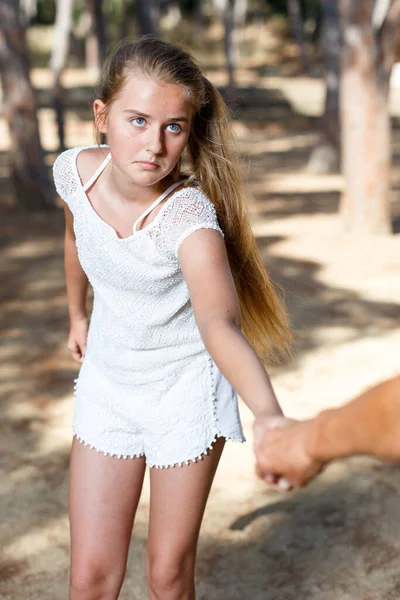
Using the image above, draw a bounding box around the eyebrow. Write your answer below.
[123,109,190,123]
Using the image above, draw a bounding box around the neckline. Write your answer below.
[72,145,185,241]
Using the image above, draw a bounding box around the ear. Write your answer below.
[93,99,107,134]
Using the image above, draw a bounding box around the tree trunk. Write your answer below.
[308,0,341,173]
[193,0,205,42]
[120,0,131,39]
[50,0,74,152]
[320,0,341,148]
[79,3,103,73]
[136,0,158,36]
[19,0,37,25]
[223,0,236,93]
[287,0,309,73]
[0,0,52,210]
[214,0,246,97]
[340,0,399,234]
[89,0,107,64]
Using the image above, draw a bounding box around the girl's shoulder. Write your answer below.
[155,184,223,259]
[53,145,108,206]
[75,146,109,188]
[169,184,216,213]
[53,145,107,183]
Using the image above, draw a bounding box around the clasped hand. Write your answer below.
[253,414,324,490]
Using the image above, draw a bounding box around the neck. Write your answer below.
[107,162,177,206]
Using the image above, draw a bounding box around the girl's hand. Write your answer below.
[252,413,296,448]
[253,413,297,492]
[67,316,89,363]
[254,419,325,489]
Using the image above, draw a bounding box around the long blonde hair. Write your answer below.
[95,36,292,362]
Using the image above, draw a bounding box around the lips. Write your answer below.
[133,161,160,172]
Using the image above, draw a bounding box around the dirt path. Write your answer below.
[1,73,400,599]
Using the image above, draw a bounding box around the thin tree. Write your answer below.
[50,0,74,152]
[287,0,309,73]
[89,0,107,64]
[0,0,52,210]
[340,0,400,234]
[136,0,159,36]
[120,0,131,39]
[223,0,237,92]
[19,0,37,25]
[214,0,247,96]
[308,0,341,173]
[80,0,108,72]
[193,0,205,41]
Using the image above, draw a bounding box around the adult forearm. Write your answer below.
[309,377,400,464]
[64,236,88,321]
[201,318,282,417]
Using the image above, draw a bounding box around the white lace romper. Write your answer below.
[53,145,245,468]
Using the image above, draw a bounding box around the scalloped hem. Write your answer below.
[146,433,245,469]
[72,431,244,468]
[73,433,145,460]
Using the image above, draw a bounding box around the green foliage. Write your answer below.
[266,0,289,15]
[266,0,321,18]
[36,0,56,24]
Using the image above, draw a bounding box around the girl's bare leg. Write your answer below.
[69,438,146,600]
[146,437,225,600]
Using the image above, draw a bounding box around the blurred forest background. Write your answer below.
[1,1,400,599]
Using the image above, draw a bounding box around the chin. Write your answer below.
[132,172,165,187]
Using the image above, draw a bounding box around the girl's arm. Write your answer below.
[179,229,283,419]
[64,205,89,362]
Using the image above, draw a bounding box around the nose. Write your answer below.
[145,126,164,156]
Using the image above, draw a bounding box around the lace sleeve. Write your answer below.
[155,187,224,260]
[52,148,80,208]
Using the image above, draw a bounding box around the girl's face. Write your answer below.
[94,75,193,187]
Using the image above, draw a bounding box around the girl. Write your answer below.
[53,36,291,600]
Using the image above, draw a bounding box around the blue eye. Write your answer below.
[167,123,181,133]
[132,117,146,126]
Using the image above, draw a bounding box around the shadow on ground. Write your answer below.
[195,461,400,599]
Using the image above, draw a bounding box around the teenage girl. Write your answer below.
[53,36,291,600]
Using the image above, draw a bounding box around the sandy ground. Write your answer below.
[1,69,400,599]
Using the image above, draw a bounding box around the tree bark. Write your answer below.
[320,0,341,149]
[19,0,37,25]
[223,0,236,92]
[120,0,131,39]
[80,1,107,73]
[50,0,74,152]
[136,0,159,36]
[89,0,107,64]
[193,0,205,42]
[308,0,341,173]
[0,0,52,210]
[340,0,400,234]
[287,0,309,73]
[213,0,247,97]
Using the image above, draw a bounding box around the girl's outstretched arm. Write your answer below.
[179,228,283,421]
[64,205,89,362]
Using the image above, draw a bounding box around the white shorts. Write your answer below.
[72,355,245,469]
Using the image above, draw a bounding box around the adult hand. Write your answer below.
[254,418,325,488]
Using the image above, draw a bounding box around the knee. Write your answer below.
[70,564,125,600]
[146,553,194,598]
